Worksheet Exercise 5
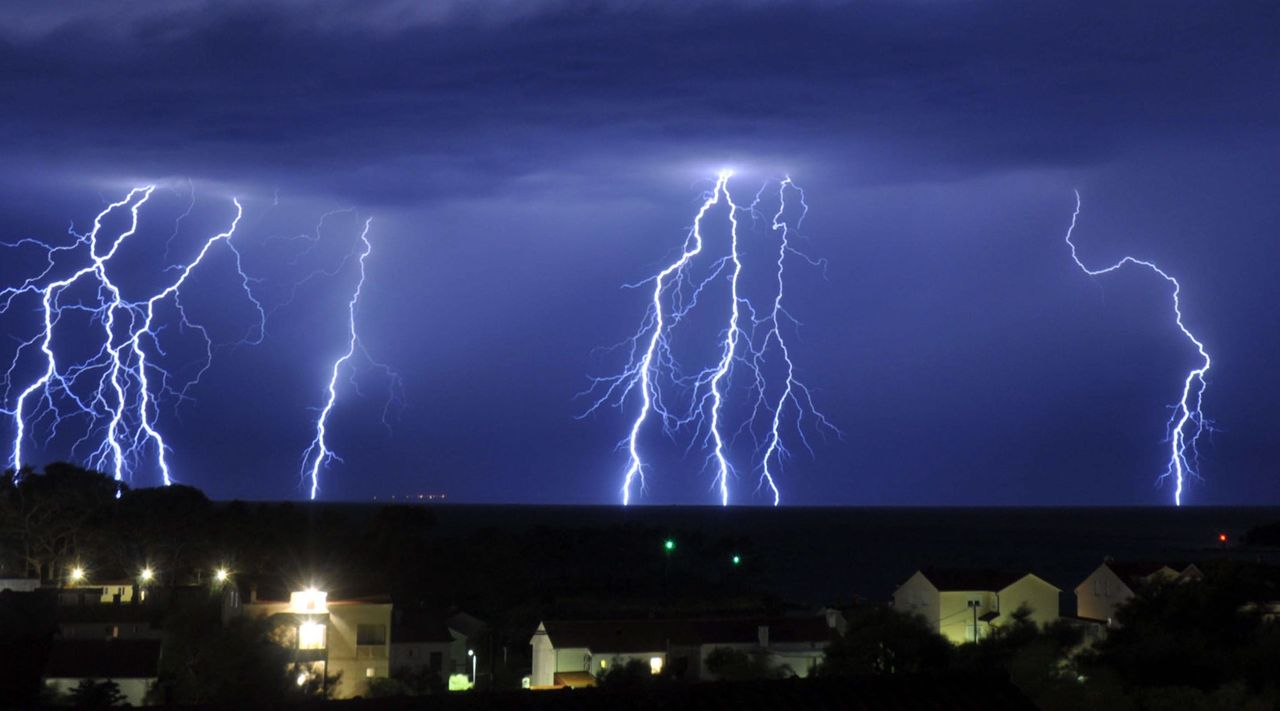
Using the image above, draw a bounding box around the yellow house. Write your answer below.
[893,569,1060,644]
[1075,560,1202,625]
[244,589,392,698]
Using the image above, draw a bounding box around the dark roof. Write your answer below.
[918,568,1043,592]
[1103,561,1192,584]
[56,602,156,625]
[541,617,834,653]
[45,639,161,679]
[392,608,455,644]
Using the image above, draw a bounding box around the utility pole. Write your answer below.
[968,600,980,642]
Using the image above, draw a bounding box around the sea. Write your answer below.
[319,503,1280,611]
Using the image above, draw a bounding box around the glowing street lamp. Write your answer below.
[214,567,230,584]
[139,567,154,584]
[468,649,476,686]
[68,566,85,584]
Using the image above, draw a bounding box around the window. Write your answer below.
[649,656,663,675]
[298,621,326,650]
[356,624,388,659]
[366,667,376,678]
[356,624,387,646]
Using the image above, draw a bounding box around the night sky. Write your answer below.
[1,1,1277,505]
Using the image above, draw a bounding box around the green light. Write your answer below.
[732,555,741,566]
[664,538,676,552]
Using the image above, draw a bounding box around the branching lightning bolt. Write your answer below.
[1,188,264,487]
[299,218,402,500]
[750,177,838,505]
[582,171,834,506]
[1064,190,1212,506]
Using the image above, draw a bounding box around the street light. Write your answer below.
[663,538,676,553]
[468,649,476,686]
[214,567,230,584]
[731,554,741,566]
[68,566,85,584]
[139,567,154,584]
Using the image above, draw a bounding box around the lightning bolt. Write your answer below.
[2,187,264,487]
[299,217,402,500]
[1064,190,1212,506]
[583,171,833,506]
[750,177,837,505]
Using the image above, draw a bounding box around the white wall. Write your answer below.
[529,625,556,687]
[46,677,153,706]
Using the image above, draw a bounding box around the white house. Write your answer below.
[893,568,1061,644]
[1075,560,1202,625]
[529,614,841,688]
[43,639,161,706]
[389,609,460,683]
[244,588,393,699]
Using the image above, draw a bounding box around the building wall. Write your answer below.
[327,603,392,698]
[389,641,453,681]
[529,626,557,687]
[60,621,160,641]
[0,578,39,592]
[590,651,666,677]
[244,600,392,699]
[46,677,153,705]
[696,643,821,680]
[893,572,941,636]
[936,590,1000,644]
[554,646,592,675]
[998,575,1060,627]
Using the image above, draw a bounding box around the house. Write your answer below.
[244,588,393,699]
[389,608,457,682]
[43,639,161,706]
[67,579,142,604]
[0,578,40,593]
[529,614,842,688]
[1075,560,1203,625]
[893,568,1060,644]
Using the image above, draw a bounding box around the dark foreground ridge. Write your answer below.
[188,675,1034,711]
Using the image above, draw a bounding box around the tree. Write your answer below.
[704,646,791,681]
[818,606,953,676]
[598,659,665,690]
[0,463,119,582]
[150,600,294,705]
[68,679,126,707]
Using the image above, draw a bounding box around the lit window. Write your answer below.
[600,659,608,670]
[649,656,663,675]
[366,667,376,678]
[298,621,326,650]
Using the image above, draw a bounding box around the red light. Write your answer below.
[1218,533,1228,543]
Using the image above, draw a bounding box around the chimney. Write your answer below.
[757,625,769,648]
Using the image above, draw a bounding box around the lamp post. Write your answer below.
[468,648,476,687]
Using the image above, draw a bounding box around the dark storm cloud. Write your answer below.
[2,0,1276,202]
[3,1,1279,505]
